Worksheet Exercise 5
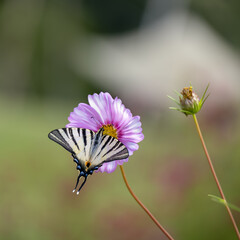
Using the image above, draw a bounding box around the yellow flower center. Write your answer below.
[102,124,118,139]
[181,86,193,100]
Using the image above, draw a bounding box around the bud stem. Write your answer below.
[119,165,175,240]
[193,114,240,239]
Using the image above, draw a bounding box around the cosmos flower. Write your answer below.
[169,84,209,116]
[66,92,144,173]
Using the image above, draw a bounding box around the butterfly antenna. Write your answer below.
[76,176,88,195]
[72,172,82,193]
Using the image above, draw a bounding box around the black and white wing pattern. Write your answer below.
[48,127,129,169]
[89,128,129,168]
[48,127,129,194]
[48,128,95,157]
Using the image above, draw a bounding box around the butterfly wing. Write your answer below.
[48,128,95,158]
[49,127,129,171]
[89,129,129,169]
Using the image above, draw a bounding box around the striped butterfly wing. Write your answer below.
[89,129,129,168]
[48,128,95,159]
[49,127,129,170]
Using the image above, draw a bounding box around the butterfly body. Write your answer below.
[48,127,129,194]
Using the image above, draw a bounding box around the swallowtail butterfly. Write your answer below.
[48,128,129,194]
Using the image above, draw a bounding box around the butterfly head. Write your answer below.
[85,161,91,171]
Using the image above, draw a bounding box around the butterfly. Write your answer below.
[48,127,129,194]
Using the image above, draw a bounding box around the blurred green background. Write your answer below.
[1,1,240,239]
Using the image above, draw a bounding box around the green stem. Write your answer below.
[119,165,175,240]
[193,114,240,239]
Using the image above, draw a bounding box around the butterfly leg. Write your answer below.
[76,175,88,195]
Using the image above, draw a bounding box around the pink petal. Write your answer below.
[66,103,103,131]
[88,92,114,125]
[123,142,139,155]
[111,98,132,129]
[119,132,144,143]
[97,161,118,173]
[118,116,144,143]
[116,158,129,165]
[122,116,142,133]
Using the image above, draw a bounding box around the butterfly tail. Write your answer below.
[76,176,88,195]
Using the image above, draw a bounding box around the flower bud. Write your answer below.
[168,84,209,116]
[179,87,200,115]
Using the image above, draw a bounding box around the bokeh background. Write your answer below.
[1,0,240,239]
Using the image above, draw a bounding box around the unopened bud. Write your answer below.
[169,84,209,116]
[179,87,200,115]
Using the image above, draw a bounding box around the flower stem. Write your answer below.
[193,114,240,239]
[119,165,174,240]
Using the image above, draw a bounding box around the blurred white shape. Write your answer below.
[71,11,240,110]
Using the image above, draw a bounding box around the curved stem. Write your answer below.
[193,114,240,239]
[119,165,174,240]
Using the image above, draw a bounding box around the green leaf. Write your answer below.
[208,194,240,213]
[167,95,180,106]
[202,83,210,100]
[174,90,182,97]
[200,83,210,106]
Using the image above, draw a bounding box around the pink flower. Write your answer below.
[66,92,144,173]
